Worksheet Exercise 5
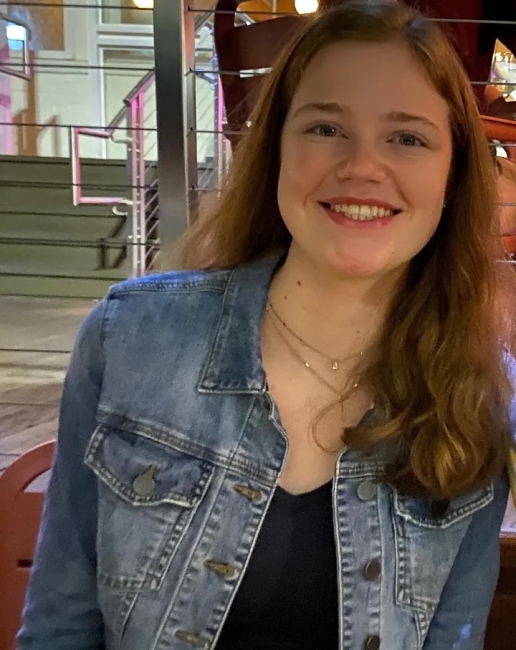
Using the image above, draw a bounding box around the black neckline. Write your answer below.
[275,480,333,508]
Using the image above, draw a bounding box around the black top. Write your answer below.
[216,480,339,649]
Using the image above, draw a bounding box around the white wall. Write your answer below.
[1,5,217,165]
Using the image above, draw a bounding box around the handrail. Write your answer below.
[195,3,217,31]
[70,72,155,207]
[0,13,31,81]
[108,68,155,131]
[69,1,235,276]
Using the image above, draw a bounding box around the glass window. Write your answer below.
[7,0,65,51]
[101,0,153,26]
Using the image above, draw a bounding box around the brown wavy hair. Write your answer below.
[178,0,516,499]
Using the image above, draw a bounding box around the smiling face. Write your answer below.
[277,39,453,280]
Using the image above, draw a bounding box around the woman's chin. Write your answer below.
[325,251,395,280]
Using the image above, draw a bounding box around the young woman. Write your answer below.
[18,2,516,649]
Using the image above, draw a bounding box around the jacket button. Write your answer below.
[204,560,237,579]
[364,635,381,650]
[132,465,157,496]
[174,631,208,647]
[363,559,381,581]
[357,480,377,501]
[234,484,263,502]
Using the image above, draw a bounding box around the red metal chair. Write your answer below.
[484,533,516,650]
[0,441,55,650]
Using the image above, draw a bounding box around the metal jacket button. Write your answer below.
[204,560,237,579]
[364,634,381,650]
[175,631,208,648]
[357,480,377,501]
[234,484,263,502]
[132,465,157,496]
[363,559,382,581]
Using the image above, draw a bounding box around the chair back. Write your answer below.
[0,441,55,650]
[485,533,516,649]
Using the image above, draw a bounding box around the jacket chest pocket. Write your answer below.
[85,423,213,592]
[392,483,494,614]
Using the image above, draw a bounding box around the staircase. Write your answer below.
[0,155,129,299]
[0,2,227,300]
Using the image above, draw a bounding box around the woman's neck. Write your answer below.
[268,249,400,360]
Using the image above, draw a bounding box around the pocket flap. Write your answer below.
[394,483,494,529]
[85,423,212,508]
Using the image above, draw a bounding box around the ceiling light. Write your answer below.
[295,0,319,14]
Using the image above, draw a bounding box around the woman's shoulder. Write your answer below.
[73,268,234,364]
[107,267,231,298]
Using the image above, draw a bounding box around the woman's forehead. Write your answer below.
[288,41,450,129]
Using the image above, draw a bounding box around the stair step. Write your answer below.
[0,212,125,238]
[0,154,152,298]
[0,155,129,186]
[0,231,127,272]
[0,185,130,216]
[0,264,126,300]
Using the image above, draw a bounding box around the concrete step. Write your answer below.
[0,264,126,300]
[0,181,130,215]
[0,156,131,216]
[0,155,129,186]
[0,210,124,238]
[0,231,126,272]
[0,155,151,298]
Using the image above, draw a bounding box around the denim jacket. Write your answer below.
[18,253,513,650]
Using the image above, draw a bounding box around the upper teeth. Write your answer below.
[329,204,394,220]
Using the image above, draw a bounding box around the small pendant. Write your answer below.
[332,361,339,371]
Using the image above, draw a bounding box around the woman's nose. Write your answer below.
[335,142,387,183]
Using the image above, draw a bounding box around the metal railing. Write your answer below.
[70,69,154,277]
[68,3,235,279]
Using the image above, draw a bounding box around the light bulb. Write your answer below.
[294,0,319,14]
[132,0,153,9]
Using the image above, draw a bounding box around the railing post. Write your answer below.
[128,91,147,278]
[215,67,225,189]
[136,91,147,276]
[153,0,197,269]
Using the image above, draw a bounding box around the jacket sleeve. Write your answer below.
[17,298,108,649]
[422,474,509,650]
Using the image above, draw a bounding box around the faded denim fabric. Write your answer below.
[18,254,510,650]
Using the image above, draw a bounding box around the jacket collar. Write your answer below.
[198,251,285,394]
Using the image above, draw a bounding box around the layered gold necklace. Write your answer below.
[266,300,365,394]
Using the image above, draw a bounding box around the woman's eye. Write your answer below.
[310,124,339,137]
[397,132,425,147]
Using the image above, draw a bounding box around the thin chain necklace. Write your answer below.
[267,300,365,371]
[266,307,359,396]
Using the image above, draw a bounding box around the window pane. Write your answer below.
[101,0,153,26]
[7,0,65,51]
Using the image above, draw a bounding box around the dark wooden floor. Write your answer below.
[0,296,515,530]
[0,297,91,472]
